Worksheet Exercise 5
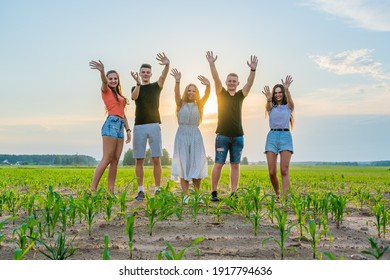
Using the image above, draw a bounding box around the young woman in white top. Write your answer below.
[262,75,294,198]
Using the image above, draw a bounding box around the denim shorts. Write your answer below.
[214,134,244,164]
[265,131,293,154]
[101,115,125,139]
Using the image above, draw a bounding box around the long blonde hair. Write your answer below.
[176,83,205,122]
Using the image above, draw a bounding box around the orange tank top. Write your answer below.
[101,87,126,118]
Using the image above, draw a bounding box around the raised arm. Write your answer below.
[242,55,258,96]
[198,75,211,106]
[262,85,273,112]
[170,68,182,107]
[130,71,141,100]
[282,75,294,111]
[205,51,222,94]
[156,52,170,88]
[89,60,108,93]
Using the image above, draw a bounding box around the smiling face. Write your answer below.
[225,74,239,92]
[186,85,197,101]
[273,85,285,105]
[106,72,119,88]
[139,65,152,83]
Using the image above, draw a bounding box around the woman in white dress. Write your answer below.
[170,68,210,201]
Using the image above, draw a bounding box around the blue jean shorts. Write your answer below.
[101,115,125,139]
[265,131,293,154]
[215,134,244,164]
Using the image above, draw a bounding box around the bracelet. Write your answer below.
[267,99,272,102]
[175,80,180,83]
[251,69,256,71]
[136,83,141,86]
[126,128,131,132]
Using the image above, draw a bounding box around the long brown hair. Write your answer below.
[106,70,129,105]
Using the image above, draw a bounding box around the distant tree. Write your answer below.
[161,148,172,166]
[144,148,171,166]
[123,149,135,165]
[241,156,249,165]
[207,156,214,165]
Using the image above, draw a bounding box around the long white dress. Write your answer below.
[171,103,208,181]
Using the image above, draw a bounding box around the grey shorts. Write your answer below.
[132,123,162,159]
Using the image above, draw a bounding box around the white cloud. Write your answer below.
[302,0,390,31]
[297,82,390,115]
[310,49,390,80]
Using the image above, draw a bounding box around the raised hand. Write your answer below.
[130,71,141,84]
[247,55,258,70]
[262,85,272,100]
[89,60,104,72]
[156,52,170,65]
[281,75,293,90]
[170,68,181,81]
[205,51,217,63]
[198,75,210,86]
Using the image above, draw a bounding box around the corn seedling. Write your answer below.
[291,195,311,239]
[361,236,390,260]
[157,188,177,221]
[305,218,329,259]
[189,190,206,222]
[118,188,127,215]
[0,219,7,246]
[102,234,111,260]
[242,186,269,236]
[368,202,389,238]
[144,194,160,236]
[330,193,348,229]
[81,192,99,236]
[12,223,29,250]
[4,190,21,224]
[13,241,35,260]
[262,208,296,260]
[124,210,137,259]
[103,194,116,222]
[157,236,204,260]
[322,251,345,260]
[28,232,78,260]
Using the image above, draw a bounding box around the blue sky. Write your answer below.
[1,0,389,162]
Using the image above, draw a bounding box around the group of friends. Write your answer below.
[88,51,295,202]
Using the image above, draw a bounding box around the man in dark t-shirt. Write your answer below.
[206,51,258,201]
[130,53,170,201]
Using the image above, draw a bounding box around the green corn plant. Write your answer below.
[209,201,228,223]
[24,193,37,217]
[4,190,21,224]
[353,186,371,212]
[189,190,206,222]
[0,219,7,246]
[290,195,310,239]
[242,186,269,236]
[124,211,137,259]
[102,234,111,260]
[0,193,3,217]
[369,202,389,238]
[262,208,296,260]
[118,188,127,215]
[157,236,204,260]
[144,194,160,236]
[48,193,63,237]
[12,223,29,250]
[157,188,177,221]
[67,195,77,226]
[266,194,277,224]
[28,232,78,260]
[174,193,186,221]
[81,192,99,236]
[322,251,345,260]
[361,236,390,260]
[305,218,329,259]
[330,193,348,229]
[103,194,116,222]
[13,241,36,260]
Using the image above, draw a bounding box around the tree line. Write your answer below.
[0,154,97,166]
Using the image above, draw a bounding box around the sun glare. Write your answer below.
[203,92,218,115]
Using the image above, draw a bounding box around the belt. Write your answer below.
[270,128,289,131]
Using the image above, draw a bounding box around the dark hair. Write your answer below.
[140,64,152,70]
[272,84,294,129]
